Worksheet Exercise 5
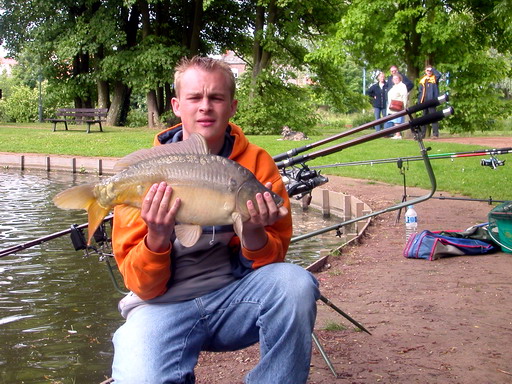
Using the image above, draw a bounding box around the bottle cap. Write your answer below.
[407,205,414,209]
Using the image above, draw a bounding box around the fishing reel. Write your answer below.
[70,221,112,259]
[481,156,505,170]
[281,164,329,200]
[69,220,127,294]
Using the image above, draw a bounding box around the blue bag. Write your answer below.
[403,230,497,261]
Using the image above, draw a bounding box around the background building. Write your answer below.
[0,57,17,76]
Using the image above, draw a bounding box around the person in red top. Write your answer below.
[110,56,319,384]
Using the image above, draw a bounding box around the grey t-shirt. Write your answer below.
[119,225,238,319]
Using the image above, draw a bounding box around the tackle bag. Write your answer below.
[403,229,497,261]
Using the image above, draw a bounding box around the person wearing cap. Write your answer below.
[418,66,442,138]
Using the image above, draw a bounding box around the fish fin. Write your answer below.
[53,184,111,245]
[53,184,96,210]
[114,133,210,171]
[87,201,112,244]
[175,224,203,247]
[232,212,244,246]
[116,205,142,227]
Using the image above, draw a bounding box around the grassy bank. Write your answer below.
[0,122,510,201]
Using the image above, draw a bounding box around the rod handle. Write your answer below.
[276,154,307,169]
[407,94,449,114]
[410,107,454,128]
[273,147,300,162]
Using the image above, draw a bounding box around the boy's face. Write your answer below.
[171,67,238,151]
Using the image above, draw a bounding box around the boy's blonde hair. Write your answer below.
[174,56,236,99]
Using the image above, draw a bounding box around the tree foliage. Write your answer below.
[329,0,512,132]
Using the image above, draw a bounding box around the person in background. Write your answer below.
[385,73,408,139]
[110,56,320,384]
[386,65,413,93]
[418,65,442,139]
[367,71,388,131]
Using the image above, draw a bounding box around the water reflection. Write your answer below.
[0,170,121,383]
[0,170,344,383]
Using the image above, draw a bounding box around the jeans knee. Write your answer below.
[266,264,319,307]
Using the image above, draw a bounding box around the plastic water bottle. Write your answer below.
[405,205,418,243]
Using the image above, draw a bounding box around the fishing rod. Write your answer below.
[408,195,509,204]
[273,94,449,163]
[0,214,128,293]
[0,214,113,258]
[309,147,511,170]
[281,107,454,199]
[277,107,453,170]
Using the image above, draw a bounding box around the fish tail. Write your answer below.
[53,184,110,244]
[53,184,96,210]
[86,200,111,244]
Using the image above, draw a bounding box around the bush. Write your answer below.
[233,71,319,135]
[0,78,67,123]
[0,84,39,122]
[126,108,148,127]
[350,111,375,128]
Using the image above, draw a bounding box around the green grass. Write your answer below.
[0,123,156,157]
[0,122,510,201]
[323,322,348,331]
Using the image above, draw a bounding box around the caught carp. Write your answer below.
[53,133,284,247]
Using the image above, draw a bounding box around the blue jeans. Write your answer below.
[111,263,320,384]
[384,115,404,128]
[373,107,386,131]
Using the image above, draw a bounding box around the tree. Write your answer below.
[328,0,512,133]
[233,0,344,132]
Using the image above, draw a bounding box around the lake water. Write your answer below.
[0,170,345,383]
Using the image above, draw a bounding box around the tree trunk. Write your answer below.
[252,6,265,81]
[139,0,161,127]
[95,44,110,109]
[147,90,161,128]
[250,0,276,98]
[189,0,203,55]
[157,86,164,113]
[97,80,110,109]
[107,81,130,126]
[164,82,172,112]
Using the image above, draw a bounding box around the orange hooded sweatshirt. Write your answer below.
[112,123,292,300]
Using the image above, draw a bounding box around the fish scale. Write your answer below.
[113,154,247,195]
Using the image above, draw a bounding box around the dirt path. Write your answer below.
[434,136,512,148]
[195,137,512,383]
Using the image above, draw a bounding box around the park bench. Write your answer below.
[46,108,108,133]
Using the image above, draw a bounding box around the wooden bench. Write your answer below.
[46,108,108,133]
